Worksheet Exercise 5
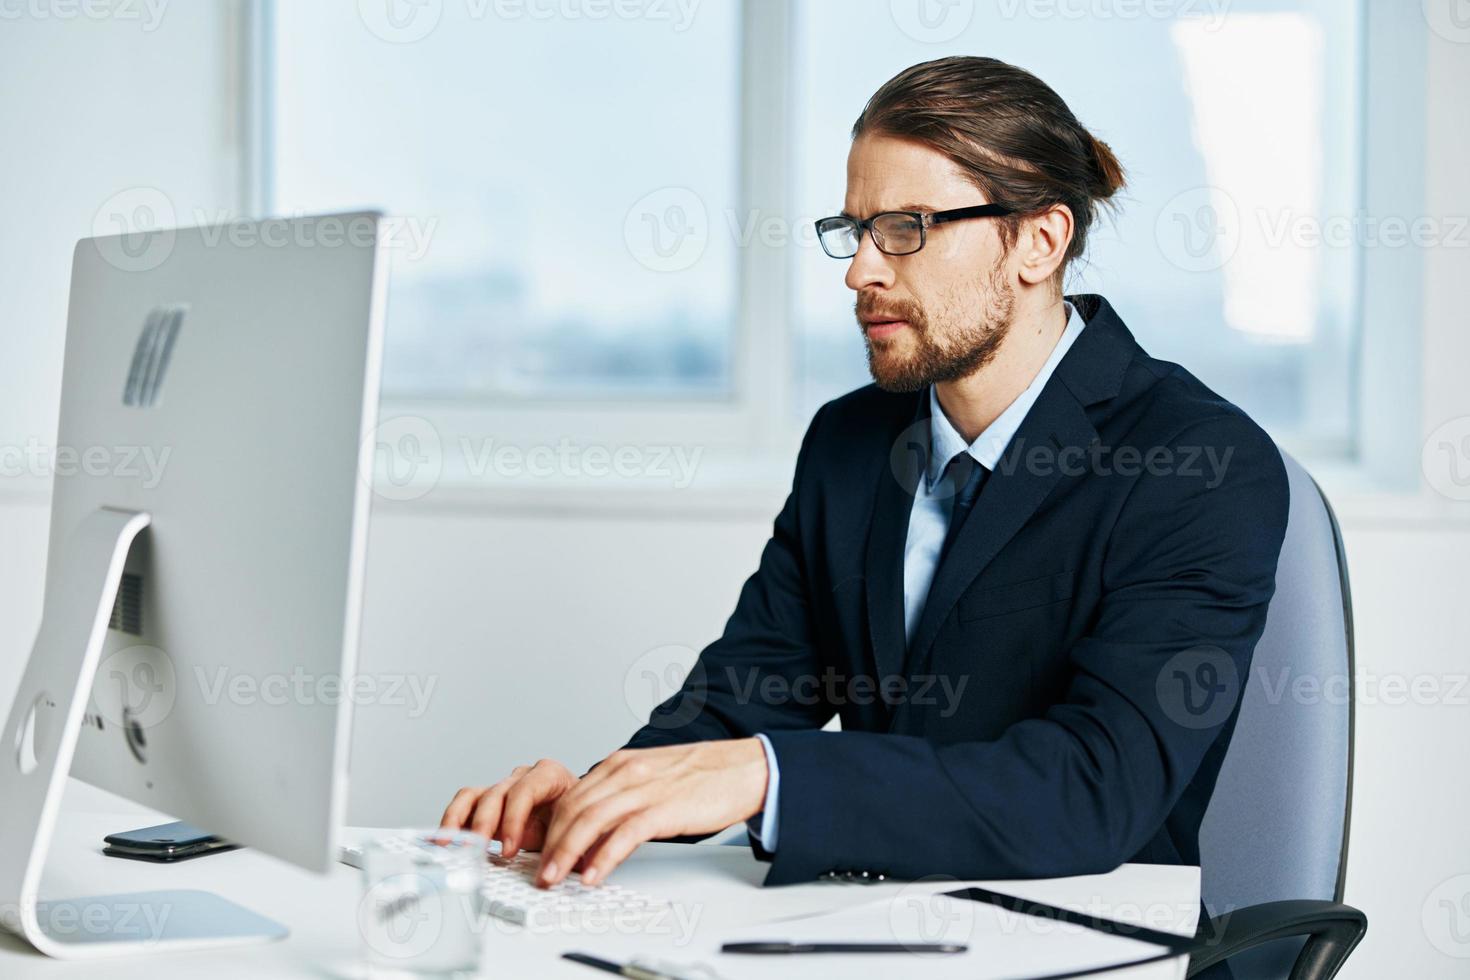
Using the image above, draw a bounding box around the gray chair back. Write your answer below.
[1198,451,1354,978]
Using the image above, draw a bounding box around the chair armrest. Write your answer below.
[1187,900,1367,980]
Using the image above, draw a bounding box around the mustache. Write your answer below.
[855,294,924,326]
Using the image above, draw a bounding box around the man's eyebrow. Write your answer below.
[838,203,933,219]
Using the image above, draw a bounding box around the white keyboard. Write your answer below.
[341,834,673,930]
[479,848,672,928]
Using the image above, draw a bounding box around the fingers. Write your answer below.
[551,749,648,821]
[497,761,574,856]
[499,777,550,857]
[440,786,487,830]
[578,816,658,885]
[538,790,650,887]
[540,769,629,846]
[441,762,565,848]
[445,752,666,887]
[514,809,552,855]
[541,753,644,858]
[468,780,515,841]
[467,764,532,846]
[572,830,611,873]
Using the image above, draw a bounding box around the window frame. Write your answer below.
[246,0,798,469]
[241,0,1420,504]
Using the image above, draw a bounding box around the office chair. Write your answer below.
[1191,452,1367,979]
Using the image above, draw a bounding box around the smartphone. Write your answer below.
[102,821,240,863]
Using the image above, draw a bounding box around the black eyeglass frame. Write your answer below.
[814,203,1016,258]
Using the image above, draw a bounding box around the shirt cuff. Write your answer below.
[745,733,780,852]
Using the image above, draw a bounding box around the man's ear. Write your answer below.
[1016,204,1074,286]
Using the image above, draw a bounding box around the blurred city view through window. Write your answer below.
[275,0,1362,452]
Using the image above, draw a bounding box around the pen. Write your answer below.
[721,941,968,954]
[561,951,693,979]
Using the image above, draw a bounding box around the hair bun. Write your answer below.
[1088,133,1127,198]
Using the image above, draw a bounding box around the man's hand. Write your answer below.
[438,758,577,858]
[535,738,768,888]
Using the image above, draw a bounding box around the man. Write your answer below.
[441,56,1288,904]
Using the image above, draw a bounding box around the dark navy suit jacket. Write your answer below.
[626,294,1289,888]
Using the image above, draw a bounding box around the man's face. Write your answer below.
[842,133,1016,392]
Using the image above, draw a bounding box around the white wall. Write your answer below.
[0,4,239,711]
[1,9,1468,978]
[1339,21,1470,976]
[348,498,774,818]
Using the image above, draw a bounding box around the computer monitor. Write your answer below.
[0,212,387,956]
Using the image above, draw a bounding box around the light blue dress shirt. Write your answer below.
[750,301,1088,852]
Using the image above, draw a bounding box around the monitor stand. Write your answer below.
[0,507,288,957]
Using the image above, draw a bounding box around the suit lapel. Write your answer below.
[863,391,929,685]
[902,391,1097,679]
[900,294,1137,682]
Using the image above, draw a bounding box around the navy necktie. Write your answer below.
[937,452,990,566]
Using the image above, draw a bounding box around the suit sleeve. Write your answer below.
[623,405,837,751]
[760,414,1290,885]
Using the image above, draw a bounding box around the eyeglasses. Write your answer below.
[814,203,1015,259]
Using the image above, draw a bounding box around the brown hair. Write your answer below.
[852,56,1125,281]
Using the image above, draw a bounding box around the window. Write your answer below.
[271,2,740,401]
[793,0,1363,456]
[261,0,1368,477]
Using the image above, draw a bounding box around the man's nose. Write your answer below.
[844,233,896,292]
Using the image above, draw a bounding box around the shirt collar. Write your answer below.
[925,300,1087,491]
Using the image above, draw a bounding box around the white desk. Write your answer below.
[0,780,1201,979]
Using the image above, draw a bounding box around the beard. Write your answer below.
[859,262,1016,393]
